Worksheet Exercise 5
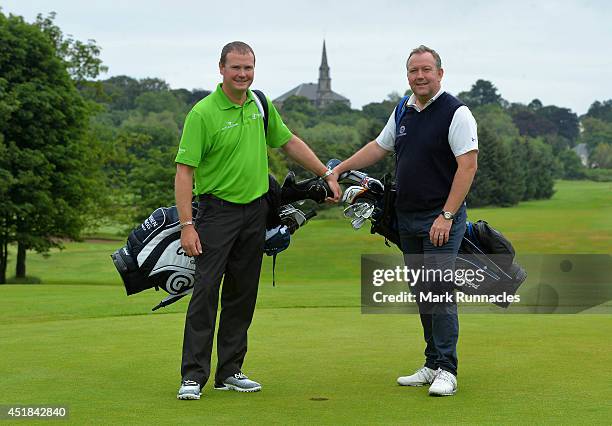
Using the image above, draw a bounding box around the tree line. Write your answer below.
[1,12,611,282]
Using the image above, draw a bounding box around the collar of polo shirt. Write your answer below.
[214,83,255,110]
[407,87,445,112]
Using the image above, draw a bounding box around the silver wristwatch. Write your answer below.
[321,169,334,179]
[441,211,455,220]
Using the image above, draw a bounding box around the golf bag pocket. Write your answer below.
[370,174,400,247]
[112,203,198,296]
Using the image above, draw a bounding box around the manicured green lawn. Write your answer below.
[469,180,612,253]
[1,180,610,424]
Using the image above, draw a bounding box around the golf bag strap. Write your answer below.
[394,95,410,130]
[252,89,269,136]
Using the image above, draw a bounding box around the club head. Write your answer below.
[351,217,367,229]
[279,205,307,227]
[365,178,384,194]
[358,203,375,219]
[282,170,296,188]
[343,202,375,221]
[326,158,341,170]
[343,204,358,219]
[342,186,367,204]
[338,170,368,186]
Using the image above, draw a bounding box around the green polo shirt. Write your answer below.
[175,84,292,203]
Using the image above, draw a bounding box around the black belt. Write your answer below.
[198,193,262,206]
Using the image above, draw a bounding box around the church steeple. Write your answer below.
[318,40,331,94]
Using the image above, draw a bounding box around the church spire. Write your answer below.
[318,40,331,94]
[321,40,329,69]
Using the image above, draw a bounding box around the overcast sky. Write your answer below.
[2,0,611,114]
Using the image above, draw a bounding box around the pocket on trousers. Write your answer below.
[194,202,205,226]
[195,201,216,227]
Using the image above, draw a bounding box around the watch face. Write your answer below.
[443,212,453,220]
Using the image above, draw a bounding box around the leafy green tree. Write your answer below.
[557,149,586,179]
[128,147,176,223]
[580,117,612,151]
[291,122,361,178]
[34,12,107,84]
[508,103,556,137]
[135,91,183,115]
[586,99,612,123]
[171,88,211,109]
[520,137,555,200]
[361,99,395,129]
[92,76,173,111]
[278,96,318,128]
[591,143,612,168]
[537,105,579,143]
[0,12,103,282]
[100,76,143,110]
[118,112,181,223]
[0,137,10,195]
[122,111,180,151]
[508,103,578,156]
[467,126,521,207]
[472,104,526,204]
[319,101,360,126]
[361,92,410,130]
[321,100,352,117]
[528,99,543,110]
[267,147,288,182]
[457,79,506,109]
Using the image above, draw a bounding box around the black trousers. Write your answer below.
[181,194,267,385]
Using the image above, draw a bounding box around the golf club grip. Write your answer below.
[303,210,317,221]
[319,179,332,199]
[286,210,317,234]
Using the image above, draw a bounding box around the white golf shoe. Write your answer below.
[214,372,261,392]
[177,380,201,400]
[428,369,457,396]
[397,366,437,387]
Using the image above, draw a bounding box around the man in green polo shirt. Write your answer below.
[175,41,340,400]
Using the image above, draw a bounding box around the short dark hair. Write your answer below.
[220,41,256,65]
[407,45,442,69]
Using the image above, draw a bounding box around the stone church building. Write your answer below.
[274,41,350,109]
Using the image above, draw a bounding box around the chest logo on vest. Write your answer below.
[398,125,407,137]
[221,121,239,131]
[251,113,262,120]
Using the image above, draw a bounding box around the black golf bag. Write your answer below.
[111,173,330,310]
[343,173,527,308]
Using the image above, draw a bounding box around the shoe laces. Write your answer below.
[416,367,433,378]
[182,380,199,386]
[234,372,248,380]
[435,370,454,384]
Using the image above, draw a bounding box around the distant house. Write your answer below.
[274,41,350,109]
[572,143,589,166]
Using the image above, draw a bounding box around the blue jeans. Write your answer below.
[397,204,466,376]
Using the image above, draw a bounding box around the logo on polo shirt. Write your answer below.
[251,113,262,120]
[398,125,407,137]
[221,121,239,131]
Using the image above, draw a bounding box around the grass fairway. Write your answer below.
[1,180,611,424]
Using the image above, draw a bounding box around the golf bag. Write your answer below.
[455,220,527,307]
[111,173,330,310]
[338,165,527,308]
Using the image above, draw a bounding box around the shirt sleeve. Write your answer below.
[448,106,478,157]
[175,109,207,167]
[265,97,293,148]
[374,110,396,152]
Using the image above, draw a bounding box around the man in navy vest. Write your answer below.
[329,45,478,396]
